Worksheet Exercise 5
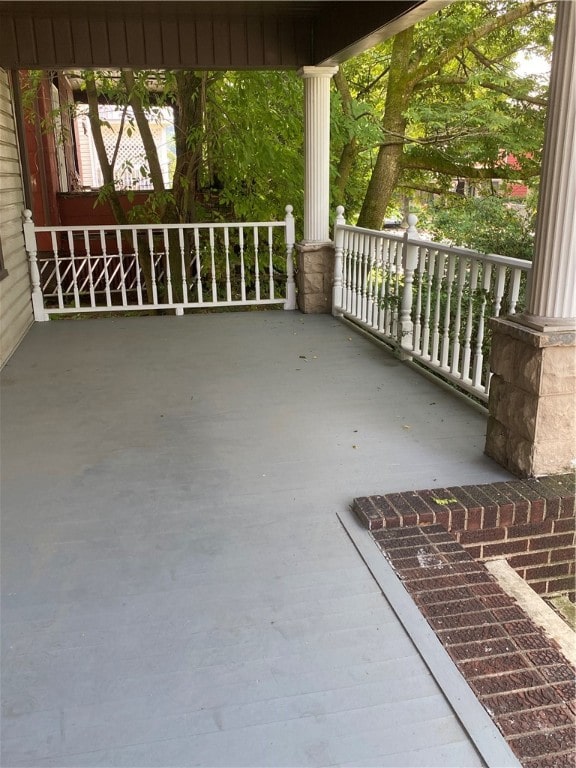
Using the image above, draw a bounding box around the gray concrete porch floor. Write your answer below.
[1,310,512,767]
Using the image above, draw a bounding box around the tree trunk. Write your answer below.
[123,70,191,302]
[85,73,127,226]
[357,28,415,230]
[85,72,159,303]
[335,139,358,202]
[333,70,359,203]
[172,71,206,223]
[121,70,166,195]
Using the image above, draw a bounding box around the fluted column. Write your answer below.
[486,2,576,477]
[524,0,575,329]
[299,66,338,243]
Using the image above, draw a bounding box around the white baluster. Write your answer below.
[390,239,400,335]
[209,227,217,302]
[421,249,436,359]
[347,230,355,316]
[451,255,467,377]
[132,229,143,306]
[355,231,363,320]
[253,226,260,302]
[440,254,456,369]
[178,227,188,307]
[343,230,352,313]
[493,264,506,317]
[360,233,369,323]
[145,230,157,305]
[224,227,232,303]
[509,267,522,315]
[284,206,296,310]
[162,228,173,305]
[239,226,246,302]
[332,205,345,316]
[378,239,388,332]
[472,263,493,390]
[50,231,64,309]
[79,237,91,297]
[461,259,479,382]
[350,232,359,317]
[67,230,81,309]
[81,230,95,307]
[116,230,128,307]
[413,244,426,354]
[267,225,274,300]
[430,250,446,365]
[368,235,376,325]
[22,210,49,321]
[100,230,112,307]
[383,240,395,335]
[373,237,382,328]
[391,240,398,330]
[366,235,376,327]
[399,214,420,356]
[194,227,203,303]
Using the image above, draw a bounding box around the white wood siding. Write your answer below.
[0,69,33,368]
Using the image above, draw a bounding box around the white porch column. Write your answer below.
[485,1,576,477]
[295,66,338,313]
[299,66,338,242]
[524,0,576,330]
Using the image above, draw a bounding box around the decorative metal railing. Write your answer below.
[332,207,532,401]
[23,207,297,319]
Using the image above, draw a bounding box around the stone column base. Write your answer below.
[295,241,334,314]
[485,317,576,477]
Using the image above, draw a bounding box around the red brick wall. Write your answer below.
[447,481,574,598]
[354,475,575,599]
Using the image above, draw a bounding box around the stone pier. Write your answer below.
[486,319,576,476]
[296,242,335,313]
[485,2,576,477]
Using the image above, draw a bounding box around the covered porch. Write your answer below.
[1,310,515,767]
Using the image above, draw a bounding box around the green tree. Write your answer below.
[24,67,305,300]
[207,71,304,225]
[331,0,554,229]
[420,196,535,260]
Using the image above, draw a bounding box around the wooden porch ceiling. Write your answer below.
[0,1,448,70]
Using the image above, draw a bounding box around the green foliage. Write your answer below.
[207,72,304,228]
[24,0,555,239]
[421,196,534,260]
[332,0,554,226]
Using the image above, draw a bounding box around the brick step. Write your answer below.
[369,522,575,768]
[353,474,575,599]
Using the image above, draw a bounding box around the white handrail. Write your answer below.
[23,207,297,318]
[332,209,532,402]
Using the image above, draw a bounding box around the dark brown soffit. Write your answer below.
[0,1,447,70]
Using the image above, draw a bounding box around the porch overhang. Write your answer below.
[0,0,449,70]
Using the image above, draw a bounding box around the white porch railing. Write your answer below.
[332,207,532,401]
[23,207,297,319]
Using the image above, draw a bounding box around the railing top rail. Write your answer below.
[337,223,406,242]
[32,220,288,233]
[336,221,531,271]
[407,236,532,270]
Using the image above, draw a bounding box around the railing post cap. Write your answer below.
[285,204,293,215]
[336,205,345,216]
[407,213,418,228]
[23,209,33,222]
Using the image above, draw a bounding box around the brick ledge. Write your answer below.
[354,474,575,599]
[352,476,575,768]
